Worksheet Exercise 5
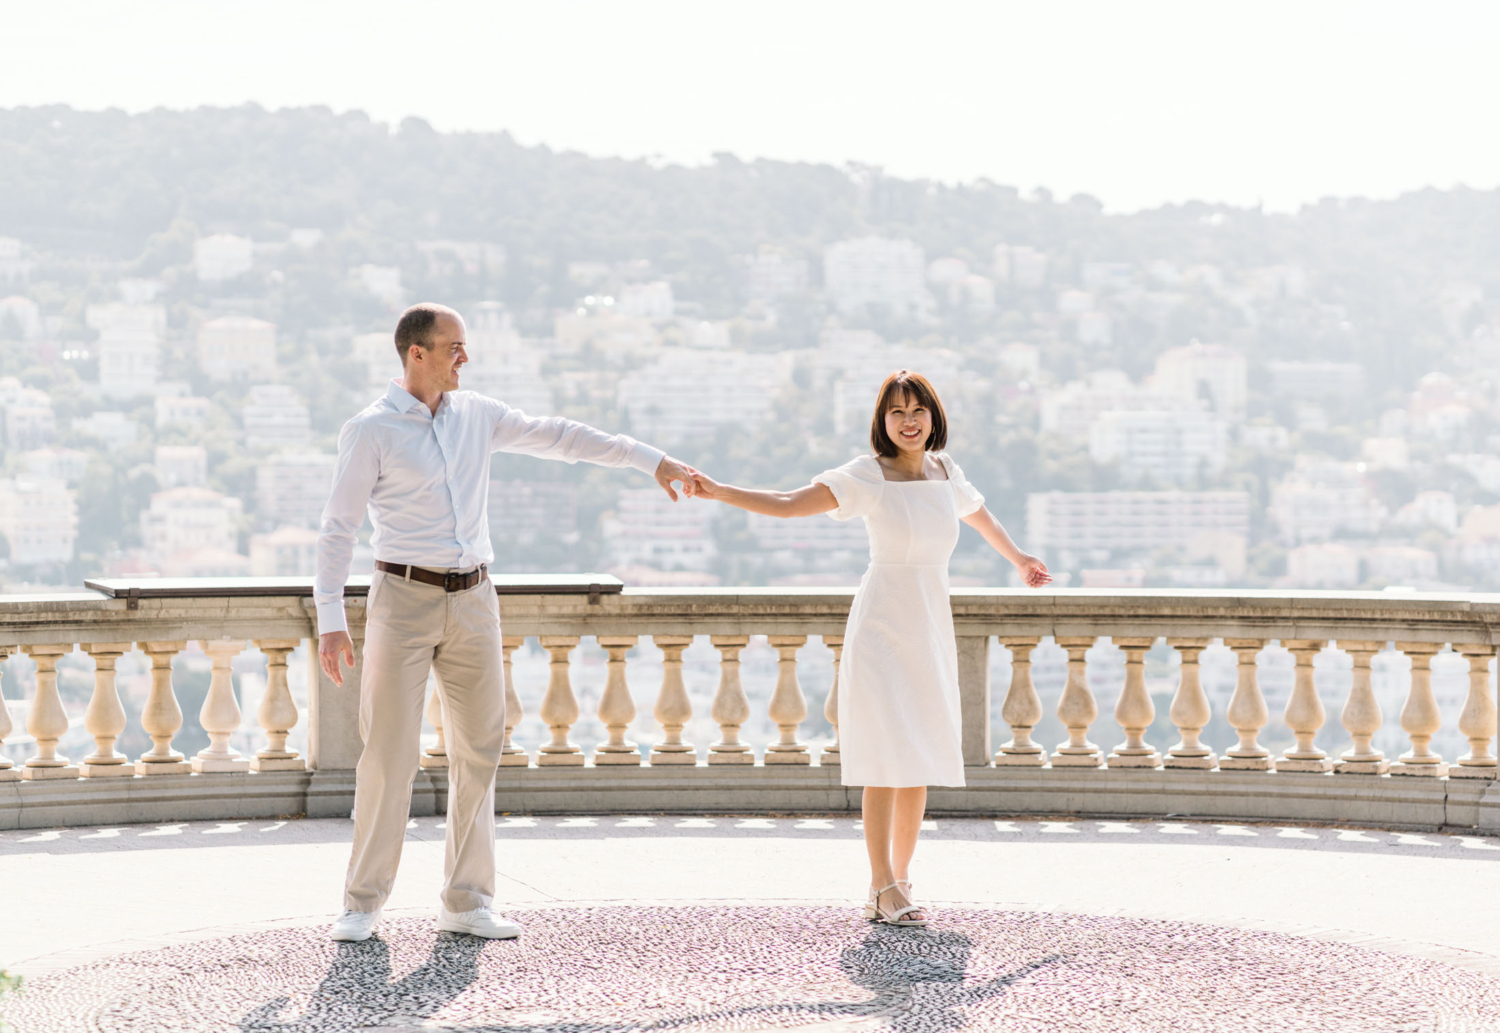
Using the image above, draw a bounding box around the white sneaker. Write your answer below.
[329,909,382,941]
[436,905,521,939]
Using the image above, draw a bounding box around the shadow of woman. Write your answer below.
[825,925,1063,1032]
[237,932,490,1032]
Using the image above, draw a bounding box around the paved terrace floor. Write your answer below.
[3,816,1500,1031]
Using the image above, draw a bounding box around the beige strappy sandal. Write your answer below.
[865,882,928,926]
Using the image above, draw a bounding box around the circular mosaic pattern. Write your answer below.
[4,906,1498,1032]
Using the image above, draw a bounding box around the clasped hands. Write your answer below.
[653,457,724,501]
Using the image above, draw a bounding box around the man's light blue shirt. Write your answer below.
[314,380,665,634]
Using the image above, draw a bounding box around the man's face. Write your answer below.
[417,313,467,391]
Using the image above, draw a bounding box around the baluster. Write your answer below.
[1164,638,1215,769]
[419,677,448,770]
[765,635,810,764]
[1390,641,1447,776]
[649,635,696,766]
[820,635,843,766]
[192,640,250,773]
[536,635,583,765]
[995,637,1044,765]
[594,636,642,764]
[1107,637,1161,767]
[80,642,133,777]
[136,640,190,774]
[251,639,304,771]
[1334,640,1387,774]
[1452,644,1498,778]
[1276,639,1331,772]
[499,636,529,766]
[0,645,16,781]
[1220,639,1271,770]
[21,644,79,779]
[708,635,753,764]
[1051,636,1102,767]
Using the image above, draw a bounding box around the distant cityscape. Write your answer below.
[1,107,1498,596]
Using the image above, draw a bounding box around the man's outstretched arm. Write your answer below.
[491,403,696,499]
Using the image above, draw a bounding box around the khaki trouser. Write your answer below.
[343,568,506,913]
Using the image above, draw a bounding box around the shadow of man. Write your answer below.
[237,931,489,1032]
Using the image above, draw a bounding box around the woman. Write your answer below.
[690,370,1051,926]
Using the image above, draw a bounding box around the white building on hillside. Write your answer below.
[0,296,42,338]
[488,481,578,544]
[141,488,242,565]
[155,445,208,489]
[199,316,277,382]
[194,235,254,282]
[352,331,398,391]
[5,392,54,450]
[71,411,136,451]
[1025,491,1249,566]
[156,393,212,429]
[824,237,931,317]
[22,447,87,484]
[1152,341,1247,422]
[618,349,791,445]
[0,479,77,566]
[602,488,716,573]
[1089,410,1226,484]
[1039,370,1192,438]
[256,450,336,528]
[354,265,403,307]
[242,386,311,451]
[249,525,320,576]
[745,252,809,300]
[1269,455,1387,544]
[1286,542,1361,588]
[88,303,163,397]
[618,281,675,321]
[462,303,554,415]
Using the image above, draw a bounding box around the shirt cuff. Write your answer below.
[629,442,667,476]
[315,598,349,636]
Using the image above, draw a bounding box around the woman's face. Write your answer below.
[883,389,932,455]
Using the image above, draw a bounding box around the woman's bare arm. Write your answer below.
[691,473,838,518]
[962,507,1052,586]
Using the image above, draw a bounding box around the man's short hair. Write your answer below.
[394,303,461,366]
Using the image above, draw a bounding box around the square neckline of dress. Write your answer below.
[874,455,951,484]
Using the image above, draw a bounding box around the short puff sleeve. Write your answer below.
[938,453,985,518]
[812,455,885,521]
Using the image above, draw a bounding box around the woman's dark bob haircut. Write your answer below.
[870,370,948,457]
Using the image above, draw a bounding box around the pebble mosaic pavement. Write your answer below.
[6,905,1500,1033]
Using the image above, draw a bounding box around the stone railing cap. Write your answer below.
[84,574,625,599]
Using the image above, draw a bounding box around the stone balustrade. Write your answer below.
[1,578,1499,831]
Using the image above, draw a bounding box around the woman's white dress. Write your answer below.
[813,452,985,788]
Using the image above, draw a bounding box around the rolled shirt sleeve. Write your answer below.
[490,403,665,475]
[314,418,380,635]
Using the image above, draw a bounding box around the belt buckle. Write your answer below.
[444,571,462,592]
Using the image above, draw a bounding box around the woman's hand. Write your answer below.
[1015,554,1052,588]
[689,470,723,500]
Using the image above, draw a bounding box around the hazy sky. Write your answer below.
[5,0,1496,212]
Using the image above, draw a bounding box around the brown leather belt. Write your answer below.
[374,561,489,592]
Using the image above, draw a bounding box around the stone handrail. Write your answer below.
[1,580,1498,831]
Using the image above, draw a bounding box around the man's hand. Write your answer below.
[319,631,355,685]
[654,456,698,501]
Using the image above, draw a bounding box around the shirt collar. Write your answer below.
[385,379,447,415]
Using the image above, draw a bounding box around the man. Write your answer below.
[316,302,694,942]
